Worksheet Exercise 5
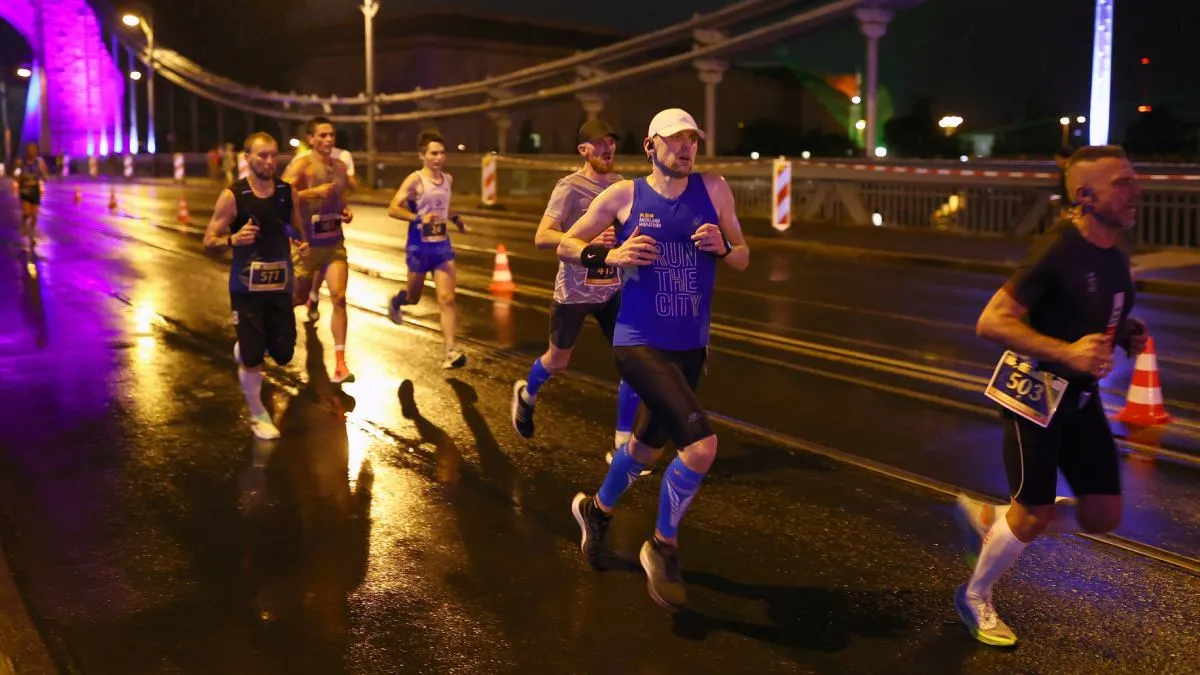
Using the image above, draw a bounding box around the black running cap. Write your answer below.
[578,119,619,144]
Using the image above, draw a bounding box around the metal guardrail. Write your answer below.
[51,152,1200,249]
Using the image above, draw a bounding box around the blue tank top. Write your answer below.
[229,178,295,294]
[613,176,719,350]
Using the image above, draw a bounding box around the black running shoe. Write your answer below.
[571,492,611,570]
[640,538,687,610]
[511,381,535,438]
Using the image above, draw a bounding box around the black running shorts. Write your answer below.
[1002,385,1121,507]
[549,295,620,350]
[613,345,712,449]
[231,292,297,369]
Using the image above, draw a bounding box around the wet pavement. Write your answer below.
[0,183,1199,673]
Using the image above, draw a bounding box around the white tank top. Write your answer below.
[414,171,452,221]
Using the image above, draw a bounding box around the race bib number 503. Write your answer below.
[984,351,1068,428]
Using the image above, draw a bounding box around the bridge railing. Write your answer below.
[50,152,1200,249]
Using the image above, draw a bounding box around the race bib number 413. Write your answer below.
[585,265,619,286]
[985,351,1068,428]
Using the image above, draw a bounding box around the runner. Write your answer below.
[558,108,750,610]
[203,132,307,440]
[511,119,642,461]
[288,145,357,322]
[14,143,49,253]
[283,116,356,384]
[953,145,1145,647]
[386,130,468,370]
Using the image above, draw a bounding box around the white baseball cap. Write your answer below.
[647,108,705,139]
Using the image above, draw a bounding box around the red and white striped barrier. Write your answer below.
[772,157,792,232]
[173,153,186,183]
[88,156,98,178]
[123,155,134,179]
[481,154,498,206]
[61,155,70,178]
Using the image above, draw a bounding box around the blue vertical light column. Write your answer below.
[127,46,139,154]
[1089,0,1115,146]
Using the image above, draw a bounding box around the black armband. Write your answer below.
[581,245,610,269]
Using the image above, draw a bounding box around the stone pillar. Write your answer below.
[488,112,512,154]
[855,8,892,159]
[576,92,607,122]
[694,59,727,158]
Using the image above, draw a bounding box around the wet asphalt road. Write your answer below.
[0,182,1198,674]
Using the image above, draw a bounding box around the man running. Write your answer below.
[386,130,467,370]
[558,108,749,610]
[953,145,1145,647]
[288,145,357,322]
[283,116,355,384]
[15,143,49,252]
[511,119,641,458]
[204,132,307,440]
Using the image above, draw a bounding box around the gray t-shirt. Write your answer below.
[545,169,623,304]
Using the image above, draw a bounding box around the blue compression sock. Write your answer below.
[525,357,552,398]
[596,443,648,510]
[615,380,639,436]
[656,457,706,541]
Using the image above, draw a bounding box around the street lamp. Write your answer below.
[122,11,155,154]
[938,115,963,135]
[129,71,142,81]
[1076,115,1087,124]
[361,0,379,190]
[1059,116,1071,147]
[16,67,31,79]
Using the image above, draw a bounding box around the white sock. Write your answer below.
[967,512,1028,600]
[238,366,268,418]
[520,389,536,405]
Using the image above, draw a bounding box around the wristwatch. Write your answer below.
[715,239,733,258]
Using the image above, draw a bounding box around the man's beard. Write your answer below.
[652,153,689,179]
[587,155,613,174]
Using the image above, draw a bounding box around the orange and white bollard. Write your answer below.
[481,154,498,207]
[489,244,517,294]
[772,156,792,232]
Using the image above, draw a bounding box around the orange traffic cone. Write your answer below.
[489,244,517,294]
[1117,336,1172,427]
[178,198,191,224]
[74,188,82,205]
[108,187,118,211]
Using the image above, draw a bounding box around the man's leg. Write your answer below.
[594,295,641,450]
[432,260,464,368]
[323,260,352,382]
[512,302,587,438]
[232,294,280,440]
[387,254,426,324]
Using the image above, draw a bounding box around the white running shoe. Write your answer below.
[443,350,467,369]
[955,585,1018,647]
[249,412,280,440]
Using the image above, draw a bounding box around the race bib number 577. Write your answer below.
[985,351,1068,428]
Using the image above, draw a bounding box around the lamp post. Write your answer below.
[123,12,155,155]
[2,67,31,166]
[938,115,963,136]
[361,0,379,189]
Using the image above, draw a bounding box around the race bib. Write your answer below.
[248,261,289,292]
[311,213,342,239]
[585,265,619,286]
[421,220,448,243]
[985,351,1069,428]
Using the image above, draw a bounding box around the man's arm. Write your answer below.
[338,151,359,192]
[703,173,750,271]
[976,289,1072,364]
[559,181,656,268]
[290,185,307,245]
[535,180,574,250]
[283,156,332,203]
[203,189,239,251]
[387,173,421,221]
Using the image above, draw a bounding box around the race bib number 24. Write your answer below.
[984,351,1068,428]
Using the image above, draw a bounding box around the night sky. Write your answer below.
[3,0,1196,139]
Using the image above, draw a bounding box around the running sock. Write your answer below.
[656,457,706,541]
[615,380,639,440]
[596,443,648,511]
[523,357,552,400]
[238,366,268,418]
[335,344,347,368]
[967,512,1028,599]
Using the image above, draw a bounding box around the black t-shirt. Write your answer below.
[1005,219,1135,383]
